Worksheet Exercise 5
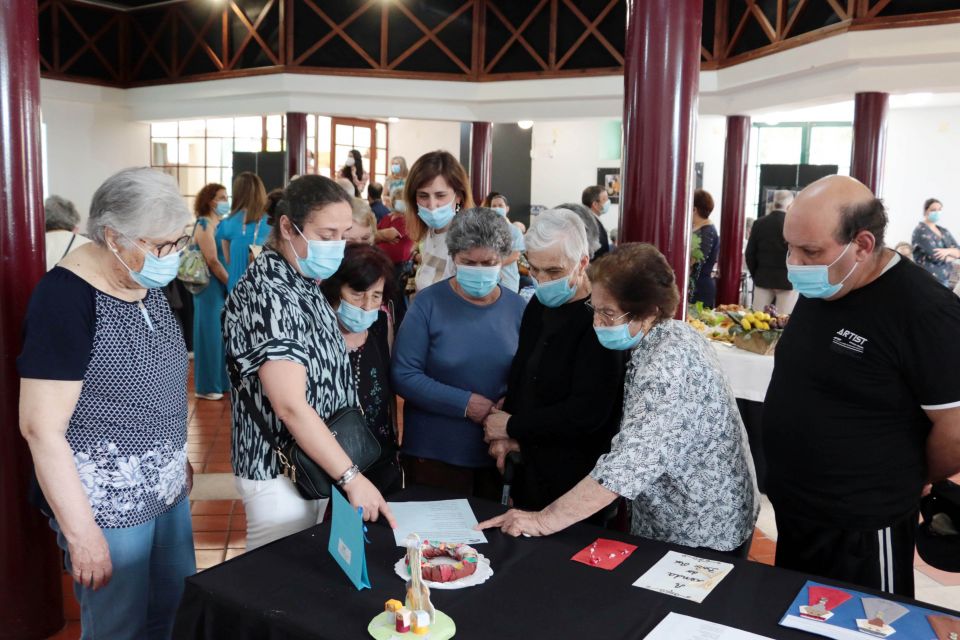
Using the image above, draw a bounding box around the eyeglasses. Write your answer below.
[584,299,631,326]
[140,235,190,258]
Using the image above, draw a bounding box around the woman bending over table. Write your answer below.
[478,243,759,556]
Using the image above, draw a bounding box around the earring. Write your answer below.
[455,202,461,213]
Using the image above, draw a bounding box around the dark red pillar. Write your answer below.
[717,115,751,306]
[850,92,889,196]
[619,0,703,314]
[286,112,307,179]
[1,0,65,637]
[470,122,492,204]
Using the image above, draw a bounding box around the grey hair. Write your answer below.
[87,168,191,247]
[555,202,601,256]
[525,209,589,265]
[446,207,514,259]
[350,197,377,229]
[336,177,355,195]
[773,190,795,210]
[44,195,80,232]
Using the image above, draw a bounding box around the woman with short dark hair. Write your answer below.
[320,244,402,494]
[479,243,758,556]
[691,188,719,306]
[223,175,396,551]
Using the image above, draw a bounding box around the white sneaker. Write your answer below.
[196,392,224,401]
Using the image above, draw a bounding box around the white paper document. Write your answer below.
[644,613,774,640]
[779,615,872,640]
[632,551,734,603]
[387,499,488,547]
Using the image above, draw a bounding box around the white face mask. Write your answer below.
[345,157,356,167]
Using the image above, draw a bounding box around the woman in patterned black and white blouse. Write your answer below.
[223,175,396,551]
[479,243,759,556]
[19,168,196,638]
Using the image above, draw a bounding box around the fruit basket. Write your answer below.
[725,307,790,356]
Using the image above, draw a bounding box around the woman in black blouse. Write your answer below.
[912,198,959,287]
[321,244,403,495]
[223,175,395,551]
[482,209,626,513]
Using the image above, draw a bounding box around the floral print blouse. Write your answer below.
[912,222,958,286]
[589,320,759,551]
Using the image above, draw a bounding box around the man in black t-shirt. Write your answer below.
[763,175,960,597]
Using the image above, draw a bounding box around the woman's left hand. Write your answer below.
[476,509,554,537]
[483,410,510,442]
[186,460,194,494]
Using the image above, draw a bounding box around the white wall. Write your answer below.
[388,119,461,170]
[529,116,728,236]
[883,106,960,248]
[530,119,621,231]
[41,80,149,225]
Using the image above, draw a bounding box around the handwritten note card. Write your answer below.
[632,551,733,603]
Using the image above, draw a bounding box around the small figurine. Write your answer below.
[404,534,436,624]
[395,608,412,633]
[412,610,431,636]
[384,599,402,614]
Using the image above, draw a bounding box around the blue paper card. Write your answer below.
[328,488,370,590]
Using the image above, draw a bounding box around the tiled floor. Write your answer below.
[41,366,960,637]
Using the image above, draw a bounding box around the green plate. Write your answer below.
[368,610,456,639]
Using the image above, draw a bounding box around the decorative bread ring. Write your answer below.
[409,540,479,583]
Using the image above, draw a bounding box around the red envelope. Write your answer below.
[571,538,638,570]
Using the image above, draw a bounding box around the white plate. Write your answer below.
[393,553,493,590]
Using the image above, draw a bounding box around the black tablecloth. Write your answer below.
[174,487,950,640]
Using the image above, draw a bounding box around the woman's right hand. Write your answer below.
[68,524,113,590]
[343,474,398,529]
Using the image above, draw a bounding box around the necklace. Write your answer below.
[348,344,363,397]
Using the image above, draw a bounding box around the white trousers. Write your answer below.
[235,475,330,552]
[752,287,799,315]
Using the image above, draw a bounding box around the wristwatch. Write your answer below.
[336,464,360,487]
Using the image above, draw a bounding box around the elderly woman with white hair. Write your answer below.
[482,210,626,514]
[392,207,526,499]
[18,168,196,638]
[44,194,90,271]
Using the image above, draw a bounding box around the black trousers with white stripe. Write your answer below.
[773,508,917,598]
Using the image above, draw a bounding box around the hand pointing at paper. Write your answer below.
[344,474,398,528]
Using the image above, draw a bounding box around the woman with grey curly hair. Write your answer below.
[18,167,196,638]
[392,207,526,498]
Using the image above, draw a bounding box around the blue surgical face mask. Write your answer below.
[534,273,577,308]
[288,224,346,280]
[111,239,181,289]
[215,201,230,217]
[594,322,643,351]
[394,200,406,213]
[456,264,501,298]
[391,164,401,175]
[786,243,858,300]
[600,200,611,215]
[418,202,456,229]
[337,300,379,333]
[929,210,942,224]
[492,207,508,217]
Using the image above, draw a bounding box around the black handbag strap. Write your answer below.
[61,233,77,260]
[234,381,285,456]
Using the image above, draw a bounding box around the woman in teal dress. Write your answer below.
[192,183,231,399]
[217,172,270,291]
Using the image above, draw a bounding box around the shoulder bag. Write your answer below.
[234,383,381,500]
[177,221,211,294]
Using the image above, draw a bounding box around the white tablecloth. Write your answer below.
[711,342,775,403]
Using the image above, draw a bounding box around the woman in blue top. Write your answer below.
[392,207,526,500]
[690,189,719,307]
[191,183,231,400]
[217,172,270,291]
[18,168,196,639]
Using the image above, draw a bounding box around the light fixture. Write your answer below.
[388,117,400,123]
[517,120,534,130]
